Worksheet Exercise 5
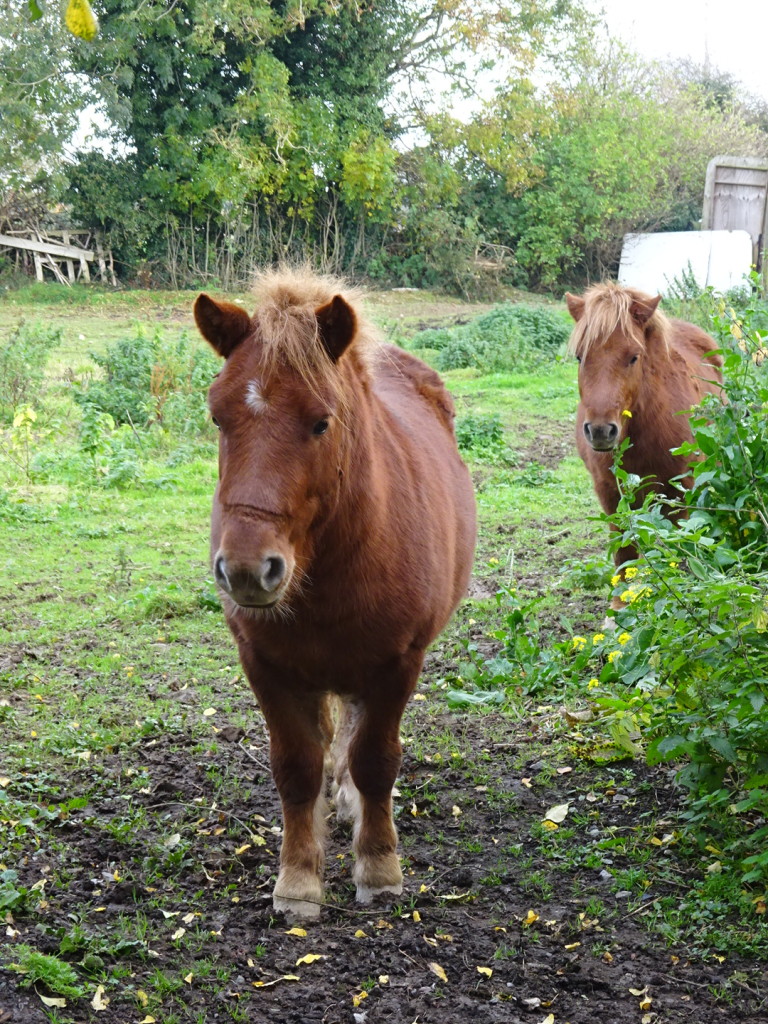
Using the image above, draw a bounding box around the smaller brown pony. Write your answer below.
[565,283,723,602]
[194,269,476,919]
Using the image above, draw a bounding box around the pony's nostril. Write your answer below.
[608,422,619,440]
[214,554,230,588]
[583,422,592,440]
[261,555,286,592]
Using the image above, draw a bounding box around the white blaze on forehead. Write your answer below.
[244,379,267,414]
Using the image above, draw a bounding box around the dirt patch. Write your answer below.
[2,703,766,1024]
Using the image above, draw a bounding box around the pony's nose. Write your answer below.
[214,552,288,605]
[584,420,619,449]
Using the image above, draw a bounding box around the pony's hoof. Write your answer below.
[355,880,403,904]
[273,894,322,921]
[354,852,403,903]
[273,868,324,921]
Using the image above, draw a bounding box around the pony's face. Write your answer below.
[566,290,661,452]
[195,292,356,611]
[575,326,644,451]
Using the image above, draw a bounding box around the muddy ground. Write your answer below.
[2,671,767,1024]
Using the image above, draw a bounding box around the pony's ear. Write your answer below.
[565,293,585,322]
[316,294,357,363]
[630,295,661,325]
[194,294,253,358]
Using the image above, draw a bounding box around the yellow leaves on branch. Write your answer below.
[65,0,98,41]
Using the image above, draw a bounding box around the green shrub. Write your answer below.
[76,328,219,435]
[454,411,512,463]
[414,303,570,373]
[0,320,62,421]
[7,943,85,999]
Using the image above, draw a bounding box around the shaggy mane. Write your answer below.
[568,282,672,358]
[250,266,378,404]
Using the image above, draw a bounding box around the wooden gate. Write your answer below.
[702,157,768,280]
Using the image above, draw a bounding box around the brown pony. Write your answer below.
[565,282,723,601]
[194,269,476,919]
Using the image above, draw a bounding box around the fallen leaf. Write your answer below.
[203,708,216,716]
[184,973,193,984]
[376,919,393,929]
[0,777,10,788]
[412,910,421,923]
[564,942,581,950]
[428,962,448,983]
[539,1015,555,1024]
[138,1017,156,1024]
[295,953,324,966]
[544,803,570,823]
[476,966,493,978]
[352,990,368,1007]
[161,910,179,919]
[171,927,185,940]
[136,989,149,1007]
[182,912,196,924]
[424,936,438,947]
[523,909,540,927]
[521,777,532,788]
[556,766,572,774]
[640,995,653,1010]
[434,932,453,942]
[451,805,461,817]
[378,975,389,984]
[541,820,559,831]
[164,834,181,849]
[354,930,367,939]
[253,975,300,987]
[285,927,307,937]
[91,985,109,1011]
[39,995,66,1008]
[234,844,251,855]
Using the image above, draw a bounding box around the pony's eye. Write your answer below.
[312,419,329,436]
[575,355,582,364]
[211,416,221,429]
[629,355,639,365]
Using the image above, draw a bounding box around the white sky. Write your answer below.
[593,0,768,102]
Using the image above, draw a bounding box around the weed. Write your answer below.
[6,945,85,998]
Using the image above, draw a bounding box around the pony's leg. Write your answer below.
[331,700,362,825]
[344,662,419,903]
[255,687,333,920]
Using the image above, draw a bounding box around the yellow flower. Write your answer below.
[618,632,631,645]
[587,678,600,689]
[620,589,633,604]
[668,561,679,569]
[624,566,638,580]
[571,636,587,651]
[592,633,605,645]
[621,409,632,418]
[611,574,622,587]
[607,650,622,664]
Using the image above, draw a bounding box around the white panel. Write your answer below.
[618,230,753,295]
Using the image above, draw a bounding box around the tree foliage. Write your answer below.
[1,0,767,291]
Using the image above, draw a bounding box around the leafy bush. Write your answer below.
[76,328,219,435]
[7,943,85,998]
[0,320,62,421]
[454,411,512,463]
[414,303,570,373]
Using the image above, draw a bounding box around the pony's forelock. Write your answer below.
[249,266,378,410]
[567,282,671,359]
